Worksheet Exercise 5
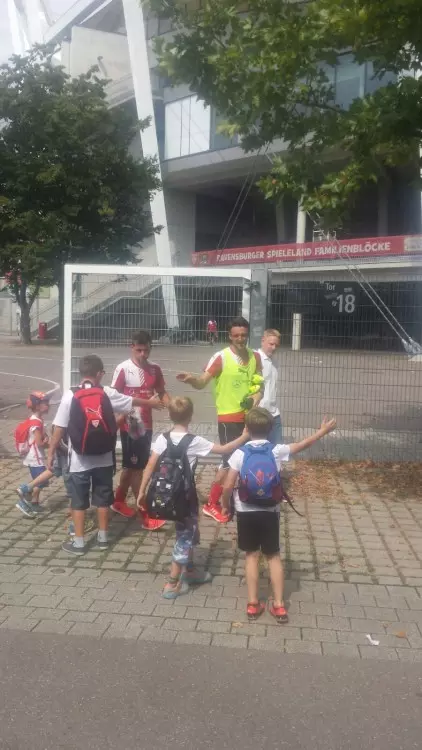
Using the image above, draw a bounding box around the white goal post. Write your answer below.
[63,264,253,395]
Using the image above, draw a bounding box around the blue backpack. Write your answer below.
[238,442,282,507]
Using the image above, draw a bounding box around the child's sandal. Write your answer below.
[246,601,265,621]
[162,579,190,600]
[268,602,289,624]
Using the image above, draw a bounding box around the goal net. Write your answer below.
[63,264,251,443]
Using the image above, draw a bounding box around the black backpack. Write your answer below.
[68,382,117,456]
[146,433,197,522]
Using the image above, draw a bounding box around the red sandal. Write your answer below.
[246,602,266,621]
[269,602,289,624]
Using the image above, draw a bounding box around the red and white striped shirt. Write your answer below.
[111,358,166,431]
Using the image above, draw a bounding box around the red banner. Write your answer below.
[192,235,422,266]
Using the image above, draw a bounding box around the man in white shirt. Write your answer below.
[258,329,282,444]
[48,354,150,556]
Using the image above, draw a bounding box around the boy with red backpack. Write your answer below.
[15,391,51,517]
[221,407,336,624]
[47,354,151,556]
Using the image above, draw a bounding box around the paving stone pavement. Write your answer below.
[1,457,422,661]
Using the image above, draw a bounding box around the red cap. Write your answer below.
[26,391,50,408]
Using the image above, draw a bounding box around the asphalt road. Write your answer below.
[0,343,63,419]
[2,339,421,430]
[1,340,422,458]
[0,629,421,750]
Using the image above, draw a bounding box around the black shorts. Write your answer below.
[218,421,244,468]
[121,429,152,471]
[68,466,114,511]
[237,511,280,556]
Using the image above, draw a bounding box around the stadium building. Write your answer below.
[3,0,422,352]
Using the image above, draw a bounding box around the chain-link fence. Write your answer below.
[269,271,422,461]
[64,266,251,442]
[63,264,422,461]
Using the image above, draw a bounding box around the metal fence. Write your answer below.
[63,263,422,462]
[64,265,251,441]
[269,270,422,462]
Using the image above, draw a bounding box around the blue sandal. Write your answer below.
[162,580,190,600]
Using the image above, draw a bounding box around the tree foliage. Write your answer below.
[0,45,160,342]
[151,0,422,230]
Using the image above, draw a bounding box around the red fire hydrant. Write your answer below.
[38,322,48,340]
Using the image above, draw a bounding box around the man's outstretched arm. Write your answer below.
[176,371,213,390]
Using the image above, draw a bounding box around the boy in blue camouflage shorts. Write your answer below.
[137,396,248,599]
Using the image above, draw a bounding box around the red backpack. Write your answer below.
[15,417,43,458]
[67,382,117,456]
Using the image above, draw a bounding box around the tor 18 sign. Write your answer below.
[322,282,359,315]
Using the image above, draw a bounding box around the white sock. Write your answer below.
[97,530,108,543]
[74,536,84,548]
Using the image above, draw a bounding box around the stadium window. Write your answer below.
[164,96,211,159]
[335,54,365,109]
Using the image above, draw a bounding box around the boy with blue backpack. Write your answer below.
[221,407,336,623]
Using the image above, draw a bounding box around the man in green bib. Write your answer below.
[177,317,262,523]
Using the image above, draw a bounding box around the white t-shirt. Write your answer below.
[152,432,214,467]
[258,349,280,417]
[229,439,290,513]
[23,415,47,468]
[53,385,134,473]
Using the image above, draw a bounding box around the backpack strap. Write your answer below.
[280,478,304,517]
[20,417,44,461]
[71,381,103,394]
[27,417,44,441]
[164,432,195,458]
[164,433,197,477]
[240,441,274,464]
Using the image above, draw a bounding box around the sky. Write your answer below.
[0,0,14,62]
[0,0,73,63]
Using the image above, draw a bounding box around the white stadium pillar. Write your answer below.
[121,0,179,330]
[296,200,307,244]
[6,0,51,54]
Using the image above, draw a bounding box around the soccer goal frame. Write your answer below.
[63,263,254,392]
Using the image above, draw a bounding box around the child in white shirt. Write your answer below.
[137,396,248,599]
[15,391,51,518]
[222,407,336,624]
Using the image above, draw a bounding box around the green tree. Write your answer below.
[0,45,160,344]
[151,0,422,231]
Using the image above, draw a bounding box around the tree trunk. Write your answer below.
[18,286,32,345]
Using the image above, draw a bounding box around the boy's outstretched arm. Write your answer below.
[210,428,249,455]
[107,386,164,411]
[137,452,160,507]
[289,417,336,456]
[132,395,165,410]
[221,468,239,514]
